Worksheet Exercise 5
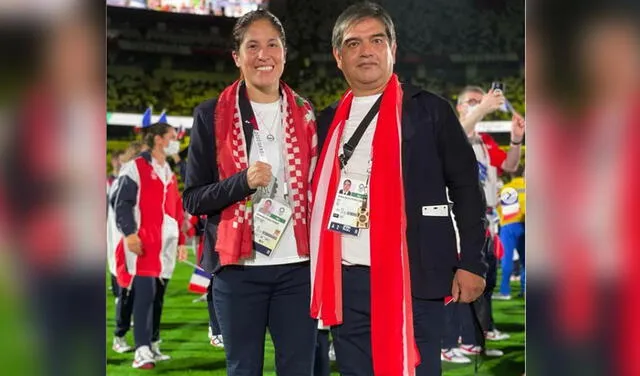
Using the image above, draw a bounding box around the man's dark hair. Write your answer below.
[332,2,396,50]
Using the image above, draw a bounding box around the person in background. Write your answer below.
[110,122,188,369]
[456,85,524,345]
[108,142,144,354]
[497,166,526,298]
[108,149,125,301]
[183,10,318,376]
[108,150,124,188]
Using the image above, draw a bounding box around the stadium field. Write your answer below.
[106,254,524,375]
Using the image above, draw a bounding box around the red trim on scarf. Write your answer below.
[311,75,419,375]
[213,80,316,265]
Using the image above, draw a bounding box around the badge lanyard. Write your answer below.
[238,82,289,202]
[339,95,382,228]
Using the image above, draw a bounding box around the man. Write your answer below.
[339,179,352,195]
[457,86,524,303]
[259,199,273,215]
[440,86,525,360]
[310,3,487,375]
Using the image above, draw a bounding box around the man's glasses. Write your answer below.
[463,99,482,106]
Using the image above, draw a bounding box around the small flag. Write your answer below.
[188,267,210,294]
[158,109,168,124]
[134,106,153,134]
[141,106,153,127]
[177,125,186,140]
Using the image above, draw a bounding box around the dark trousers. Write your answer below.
[110,273,120,298]
[114,284,135,338]
[32,273,104,376]
[442,303,479,348]
[314,330,331,376]
[213,262,317,376]
[131,276,169,348]
[206,277,221,336]
[442,245,495,348]
[331,266,444,376]
[484,237,498,331]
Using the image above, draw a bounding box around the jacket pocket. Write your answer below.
[418,216,458,269]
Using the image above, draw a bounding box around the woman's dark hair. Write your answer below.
[143,122,173,150]
[232,9,286,52]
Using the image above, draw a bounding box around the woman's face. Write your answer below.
[233,19,285,93]
[155,128,177,151]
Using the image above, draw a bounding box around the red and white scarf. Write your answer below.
[310,75,419,375]
[213,80,317,265]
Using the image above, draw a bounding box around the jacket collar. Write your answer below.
[400,82,421,141]
[140,150,152,163]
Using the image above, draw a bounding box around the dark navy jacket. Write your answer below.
[182,99,257,274]
[316,83,487,299]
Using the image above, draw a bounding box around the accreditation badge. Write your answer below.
[327,178,369,236]
[253,198,292,256]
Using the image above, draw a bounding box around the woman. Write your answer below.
[110,123,188,369]
[108,142,143,355]
[183,9,318,376]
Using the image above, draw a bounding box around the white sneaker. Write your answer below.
[459,344,504,357]
[441,348,472,363]
[492,293,512,301]
[151,341,171,361]
[485,348,504,357]
[210,334,224,348]
[132,345,156,369]
[328,343,336,362]
[458,344,482,355]
[486,329,511,341]
[112,336,132,353]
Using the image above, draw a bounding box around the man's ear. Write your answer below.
[333,47,343,71]
[391,41,397,64]
[232,50,241,68]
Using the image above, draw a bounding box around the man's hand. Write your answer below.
[511,112,525,142]
[247,161,272,189]
[125,233,143,255]
[478,89,506,116]
[451,269,486,303]
[177,245,188,262]
[171,154,181,163]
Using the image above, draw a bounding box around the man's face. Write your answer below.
[343,181,351,192]
[456,91,483,118]
[333,17,396,95]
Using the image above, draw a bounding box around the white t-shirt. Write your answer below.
[339,94,381,266]
[240,100,309,266]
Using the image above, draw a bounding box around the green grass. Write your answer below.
[107,258,524,375]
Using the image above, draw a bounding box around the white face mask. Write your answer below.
[163,140,180,155]
[466,104,478,115]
